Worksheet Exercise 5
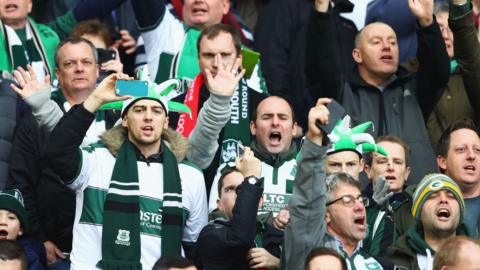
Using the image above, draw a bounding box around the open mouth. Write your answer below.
[0,230,8,239]
[192,7,207,14]
[385,175,396,181]
[5,3,19,12]
[436,208,451,220]
[464,165,476,173]
[142,126,153,135]
[269,131,282,145]
[354,216,366,228]
[380,55,393,61]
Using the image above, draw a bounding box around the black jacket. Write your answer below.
[306,9,450,184]
[254,0,357,128]
[7,96,119,251]
[196,181,282,270]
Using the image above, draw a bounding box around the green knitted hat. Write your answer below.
[326,115,388,156]
[0,189,28,231]
[411,173,465,220]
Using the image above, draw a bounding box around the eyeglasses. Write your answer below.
[326,194,369,207]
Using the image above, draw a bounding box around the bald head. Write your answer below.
[352,22,399,87]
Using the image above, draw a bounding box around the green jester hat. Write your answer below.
[326,115,388,156]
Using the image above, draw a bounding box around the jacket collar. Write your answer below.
[348,65,414,91]
[250,140,297,167]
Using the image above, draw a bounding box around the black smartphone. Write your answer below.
[97,48,116,64]
[315,99,345,134]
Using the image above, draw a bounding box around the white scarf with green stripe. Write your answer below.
[1,19,50,81]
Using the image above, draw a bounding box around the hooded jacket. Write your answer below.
[388,221,472,270]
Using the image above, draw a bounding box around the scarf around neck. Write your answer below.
[1,19,50,81]
[98,139,184,269]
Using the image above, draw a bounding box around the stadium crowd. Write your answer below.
[0,0,480,269]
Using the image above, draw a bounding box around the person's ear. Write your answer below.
[222,0,231,15]
[358,158,365,174]
[122,115,128,128]
[250,120,257,136]
[437,155,447,171]
[163,116,169,129]
[216,198,224,213]
[326,209,331,225]
[352,48,362,64]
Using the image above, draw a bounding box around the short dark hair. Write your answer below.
[152,255,195,270]
[433,236,480,270]
[365,135,410,166]
[0,240,27,270]
[251,95,296,124]
[54,37,98,68]
[305,247,348,270]
[436,118,479,159]
[197,24,242,55]
[70,19,114,48]
[217,167,241,198]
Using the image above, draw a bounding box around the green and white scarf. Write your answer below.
[220,78,252,164]
[1,19,51,82]
[97,140,184,269]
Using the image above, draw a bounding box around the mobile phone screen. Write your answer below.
[115,80,148,97]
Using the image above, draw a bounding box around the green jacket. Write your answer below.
[0,12,76,78]
[387,221,472,270]
[427,8,480,147]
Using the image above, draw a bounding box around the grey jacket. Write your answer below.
[306,9,450,184]
[282,139,383,270]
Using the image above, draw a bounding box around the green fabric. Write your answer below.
[0,17,59,79]
[177,28,201,81]
[220,81,252,164]
[14,28,27,45]
[450,60,458,73]
[250,140,297,168]
[97,140,183,269]
[449,0,472,19]
[406,221,472,256]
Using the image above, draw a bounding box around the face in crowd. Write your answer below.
[216,170,262,219]
[55,41,99,93]
[366,140,411,193]
[0,0,31,29]
[352,22,399,84]
[325,151,364,179]
[122,99,169,151]
[437,128,480,192]
[183,0,230,30]
[421,189,461,237]
[198,30,240,79]
[326,182,367,249]
[436,11,454,59]
[250,96,296,154]
[0,209,22,240]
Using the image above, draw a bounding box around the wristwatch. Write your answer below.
[245,176,260,185]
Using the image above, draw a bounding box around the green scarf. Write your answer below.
[1,19,51,80]
[98,140,184,269]
[220,79,252,164]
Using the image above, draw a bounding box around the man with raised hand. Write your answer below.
[283,98,384,270]
[131,0,266,94]
[44,73,208,269]
[306,0,450,184]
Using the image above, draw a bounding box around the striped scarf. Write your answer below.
[1,19,51,82]
[97,139,184,269]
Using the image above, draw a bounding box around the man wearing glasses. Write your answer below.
[282,98,384,270]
